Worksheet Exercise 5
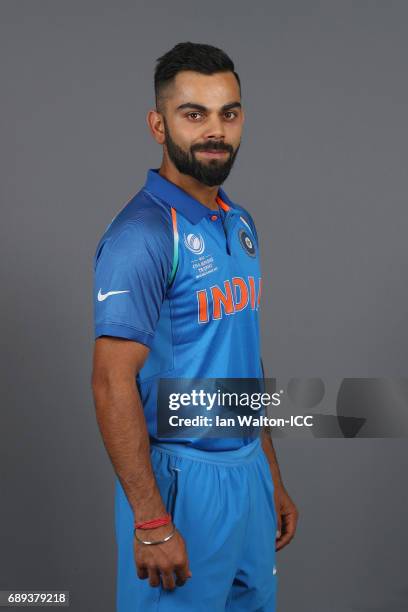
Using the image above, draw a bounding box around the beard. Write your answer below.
[163,116,240,187]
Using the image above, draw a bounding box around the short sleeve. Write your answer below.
[93,220,173,348]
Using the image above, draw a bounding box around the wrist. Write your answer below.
[134,522,175,544]
[135,511,172,530]
[134,523,177,546]
[135,521,174,534]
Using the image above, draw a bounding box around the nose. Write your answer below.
[203,114,225,141]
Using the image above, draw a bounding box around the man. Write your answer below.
[92,41,298,611]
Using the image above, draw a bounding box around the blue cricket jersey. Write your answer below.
[93,168,264,450]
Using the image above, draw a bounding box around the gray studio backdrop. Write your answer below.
[1,1,407,611]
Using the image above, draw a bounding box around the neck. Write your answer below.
[158,158,220,211]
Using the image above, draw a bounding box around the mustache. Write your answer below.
[191,142,233,153]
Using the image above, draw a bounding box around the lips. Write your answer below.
[196,150,229,157]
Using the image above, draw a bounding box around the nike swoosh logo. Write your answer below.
[97,289,130,302]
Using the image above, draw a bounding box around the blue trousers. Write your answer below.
[115,437,278,611]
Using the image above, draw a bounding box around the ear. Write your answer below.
[146,109,166,145]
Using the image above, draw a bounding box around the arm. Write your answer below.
[92,336,192,590]
[92,336,165,521]
[261,426,299,552]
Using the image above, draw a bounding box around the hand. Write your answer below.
[134,523,192,590]
[274,486,299,552]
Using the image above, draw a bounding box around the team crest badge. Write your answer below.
[238,228,256,257]
[183,232,205,255]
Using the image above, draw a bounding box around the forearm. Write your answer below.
[261,426,284,489]
[92,375,166,522]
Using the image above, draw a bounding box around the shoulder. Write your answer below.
[94,189,174,266]
[233,201,257,226]
[219,189,259,246]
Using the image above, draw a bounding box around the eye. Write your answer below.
[224,111,238,120]
[187,112,203,121]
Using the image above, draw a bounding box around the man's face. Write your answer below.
[159,71,244,187]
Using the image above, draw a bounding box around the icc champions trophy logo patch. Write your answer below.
[183,232,205,255]
[238,228,256,257]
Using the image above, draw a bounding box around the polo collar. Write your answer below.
[143,168,237,224]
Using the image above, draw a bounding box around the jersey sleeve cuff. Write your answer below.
[95,322,154,348]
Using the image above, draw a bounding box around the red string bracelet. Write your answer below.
[135,513,172,530]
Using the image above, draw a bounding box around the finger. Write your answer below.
[137,565,148,580]
[174,561,192,586]
[275,514,297,551]
[160,570,176,591]
[283,510,298,534]
[275,531,294,551]
[276,517,282,539]
[279,509,297,532]
[148,568,161,588]
[175,574,190,587]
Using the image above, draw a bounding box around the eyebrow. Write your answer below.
[176,101,242,112]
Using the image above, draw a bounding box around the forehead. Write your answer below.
[167,70,241,109]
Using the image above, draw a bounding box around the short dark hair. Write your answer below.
[154,41,241,111]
